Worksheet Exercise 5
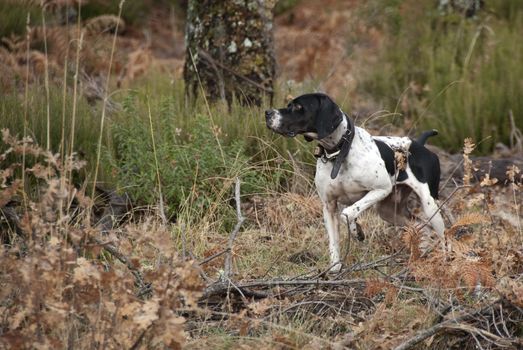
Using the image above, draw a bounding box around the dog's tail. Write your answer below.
[417,129,438,145]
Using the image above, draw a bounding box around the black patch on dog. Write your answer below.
[407,140,440,199]
[375,140,410,181]
[417,129,438,145]
[397,169,408,182]
[313,94,343,139]
[374,140,395,176]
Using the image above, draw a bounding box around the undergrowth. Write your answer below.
[106,81,309,221]
[1,1,522,349]
[0,130,204,349]
[359,0,523,153]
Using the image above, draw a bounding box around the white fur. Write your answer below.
[267,109,282,130]
[373,136,412,150]
[314,121,445,272]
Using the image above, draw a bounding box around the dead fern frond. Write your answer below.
[455,258,495,291]
[85,15,126,36]
[479,173,498,187]
[497,277,523,307]
[402,224,422,262]
[506,164,522,189]
[394,150,407,171]
[450,213,489,229]
[117,48,152,87]
[364,278,398,304]
[463,137,476,186]
[0,180,22,208]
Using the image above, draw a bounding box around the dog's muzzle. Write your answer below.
[265,109,282,132]
[265,109,297,137]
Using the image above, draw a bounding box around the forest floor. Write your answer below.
[1,1,522,349]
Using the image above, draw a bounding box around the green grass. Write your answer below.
[106,75,317,221]
[359,0,523,153]
[0,69,316,223]
[0,2,41,38]
[0,84,108,182]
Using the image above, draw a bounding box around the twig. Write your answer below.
[198,49,226,103]
[223,178,245,280]
[201,278,365,300]
[446,323,515,348]
[129,323,152,350]
[199,248,229,266]
[393,300,502,350]
[92,237,147,291]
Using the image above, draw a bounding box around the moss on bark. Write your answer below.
[183,0,275,106]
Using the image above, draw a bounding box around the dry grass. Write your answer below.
[1,1,522,349]
[3,128,521,348]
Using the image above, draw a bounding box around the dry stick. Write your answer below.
[40,3,51,151]
[188,48,225,163]
[509,110,523,153]
[223,177,245,280]
[199,248,229,266]
[68,28,84,183]
[92,237,146,291]
[201,278,366,300]
[146,97,167,224]
[393,301,502,350]
[197,49,226,103]
[21,13,31,211]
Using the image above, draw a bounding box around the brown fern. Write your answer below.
[463,137,476,186]
[402,224,422,262]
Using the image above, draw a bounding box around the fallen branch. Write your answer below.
[92,237,148,293]
[223,177,245,280]
[393,300,509,350]
[198,248,229,266]
[201,278,366,300]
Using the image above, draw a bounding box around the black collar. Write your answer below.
[314,115,355,179]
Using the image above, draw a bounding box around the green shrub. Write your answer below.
[0,2,41,38]
[106,84,303,222]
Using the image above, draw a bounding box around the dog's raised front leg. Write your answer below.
[341,188,390,223]
[322,201,341,273]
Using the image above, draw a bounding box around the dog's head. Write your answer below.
[265,93,343,141]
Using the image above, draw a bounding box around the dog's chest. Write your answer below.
[314,132,389,204]
[315,159,371,202]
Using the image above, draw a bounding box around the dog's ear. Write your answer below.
[315,94,343,139]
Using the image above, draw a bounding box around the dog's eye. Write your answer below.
[294,104,302,111]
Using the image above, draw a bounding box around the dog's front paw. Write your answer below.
[341,207,357,222]
[328,262,342,274]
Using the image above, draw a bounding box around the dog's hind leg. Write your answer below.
[405,178,445,236]
[322,201,342,273]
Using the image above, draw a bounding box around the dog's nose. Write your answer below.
[265,109,274,120]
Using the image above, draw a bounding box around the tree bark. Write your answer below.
[183,0,275,106]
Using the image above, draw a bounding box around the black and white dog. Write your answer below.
[265,93,445,272]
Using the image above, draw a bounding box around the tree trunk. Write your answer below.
[183,0,275,106]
